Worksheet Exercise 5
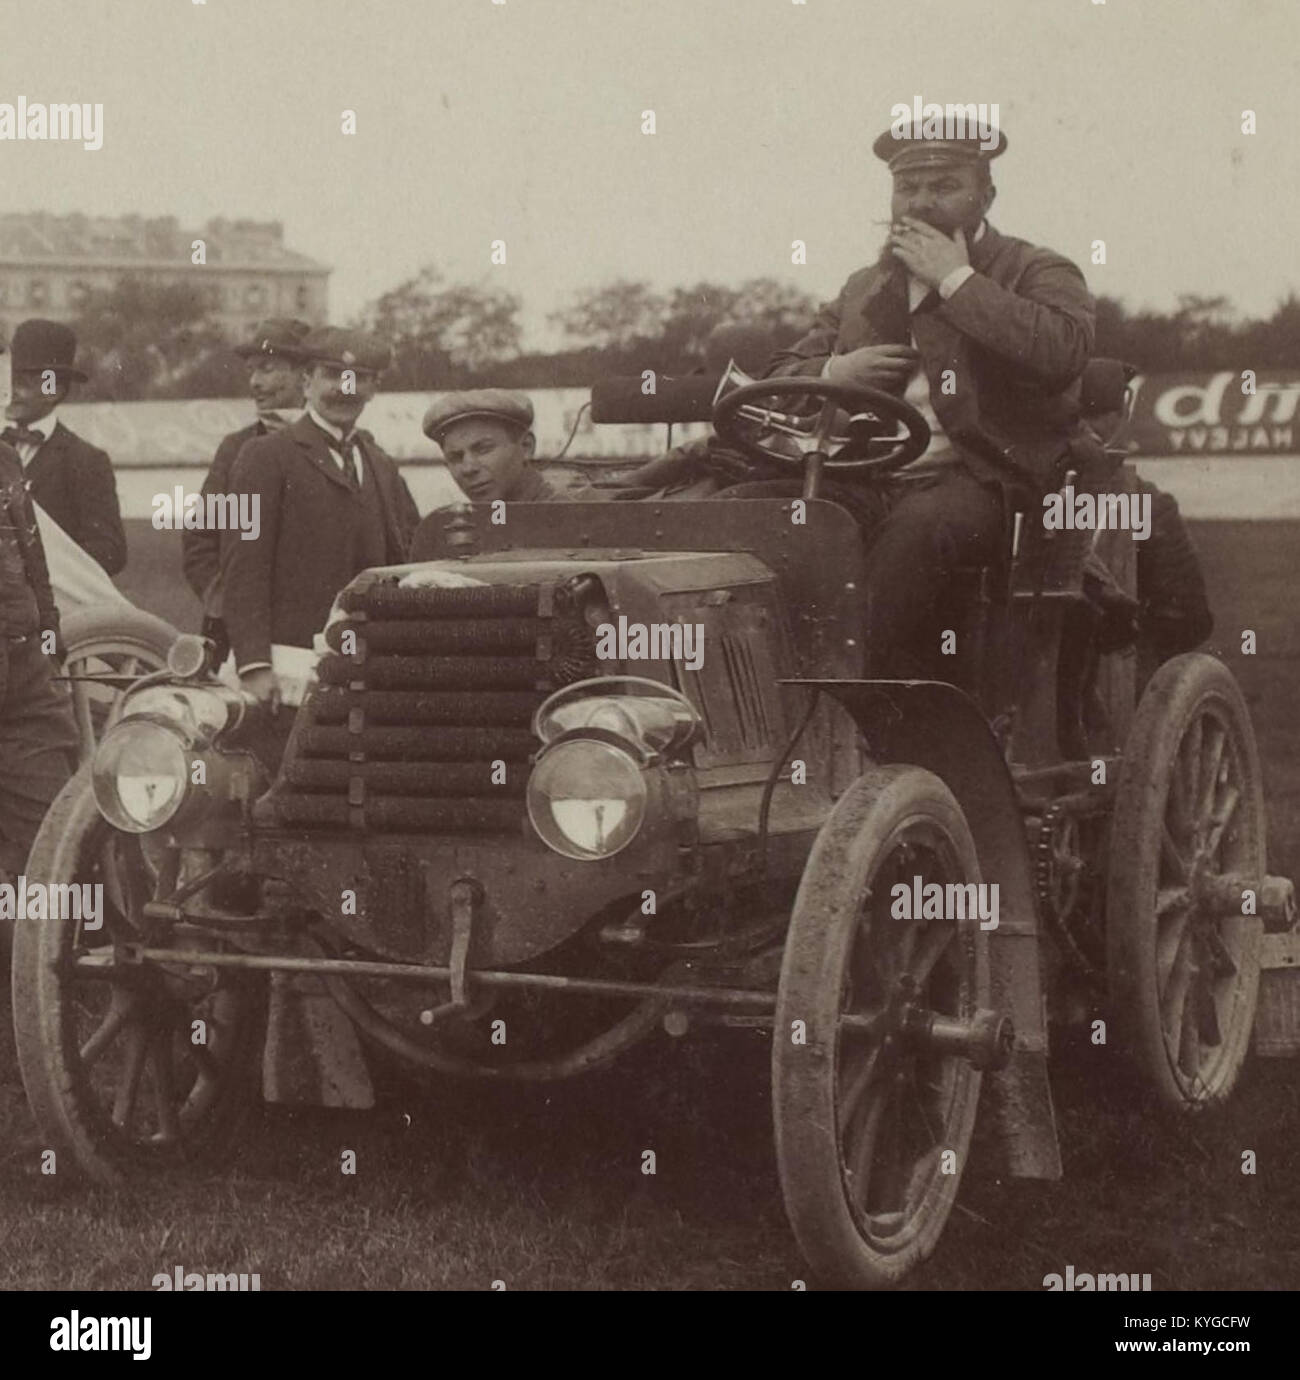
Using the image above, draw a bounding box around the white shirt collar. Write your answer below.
[258,406,302,432]
[306,407,348,445]
[27,410,59,442]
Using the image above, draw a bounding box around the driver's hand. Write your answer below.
[239,666,281,712]
[823,345,918,391]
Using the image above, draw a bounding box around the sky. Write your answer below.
[1,0,1297,351]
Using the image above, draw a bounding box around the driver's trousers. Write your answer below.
[863,466,1008,678]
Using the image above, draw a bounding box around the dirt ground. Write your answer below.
[1,517,1295,1291]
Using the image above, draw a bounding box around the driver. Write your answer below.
[765,120,1101,676]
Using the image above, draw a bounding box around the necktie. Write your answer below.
[1,425,45,450]
[324,432,361,489]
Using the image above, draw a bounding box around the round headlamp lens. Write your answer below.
[92,721,189,833]
[527,739,647,860]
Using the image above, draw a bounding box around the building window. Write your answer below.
[296,284,310,310]
[67,281,91,308]
[245,283,266,309]
[28,280,48,308]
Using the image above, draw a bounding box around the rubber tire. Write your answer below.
[1106,653,1264,1109]
[774,764,988,1289]
[12,768,265,1184]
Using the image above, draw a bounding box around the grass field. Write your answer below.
[1,517,1297,1291]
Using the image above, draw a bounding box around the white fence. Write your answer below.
[49,390,1300,521]
[56,389,709,468]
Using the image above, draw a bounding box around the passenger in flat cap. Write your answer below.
[182,318,311,661]
[221,326,419,704]
[423,390,550,503]
[423,389,596,505]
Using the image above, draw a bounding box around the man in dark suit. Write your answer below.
[222,327,420,704]
[0,439,78,902]
[765,121,1102,676]
[182,318,310,661]
[2,319,127,576]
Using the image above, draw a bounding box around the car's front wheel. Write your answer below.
[773,765,994,1288]
[12,769,266,1184]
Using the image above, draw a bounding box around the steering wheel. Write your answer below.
[712,376,930,480]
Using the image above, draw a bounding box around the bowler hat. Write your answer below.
[10,319,87,381]
[234,318,312,360]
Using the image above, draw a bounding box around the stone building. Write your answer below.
[0,213,329,343]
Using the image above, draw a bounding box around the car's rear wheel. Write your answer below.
[773,765,991,1288]
[1107,653,1265,1108]
[12,769,265,1183]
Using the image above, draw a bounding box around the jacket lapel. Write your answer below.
[354,431,407,561]
[857,262,912,345]
[293,415,355,493]
[24,422,65,494]
[907,223,1007,436]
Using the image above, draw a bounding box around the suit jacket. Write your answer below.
[222,414,420,667]
[182,419,268,612]
[0,443,59,640]
[765,223,1099,488]
[25,422,127,575]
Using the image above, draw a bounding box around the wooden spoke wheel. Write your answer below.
[1107,654,1266,1108]
[11,769,266,1184]
[61,606,178,764]
[774,766,997,1289]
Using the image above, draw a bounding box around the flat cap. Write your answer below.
[233,318,312,360]
[301,326,393,375]
[422,389,534,443]
[873,121,1007,174]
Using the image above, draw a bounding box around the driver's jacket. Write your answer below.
[765,222,1097,490]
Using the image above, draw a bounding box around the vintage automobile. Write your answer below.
[11,365,1300,1288]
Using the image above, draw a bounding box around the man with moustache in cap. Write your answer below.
[765,120,1106,676]
[222,326,420,704]
[2,318,126,575]
[182,318,310,662]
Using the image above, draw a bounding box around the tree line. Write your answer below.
[63,269,1300,402]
